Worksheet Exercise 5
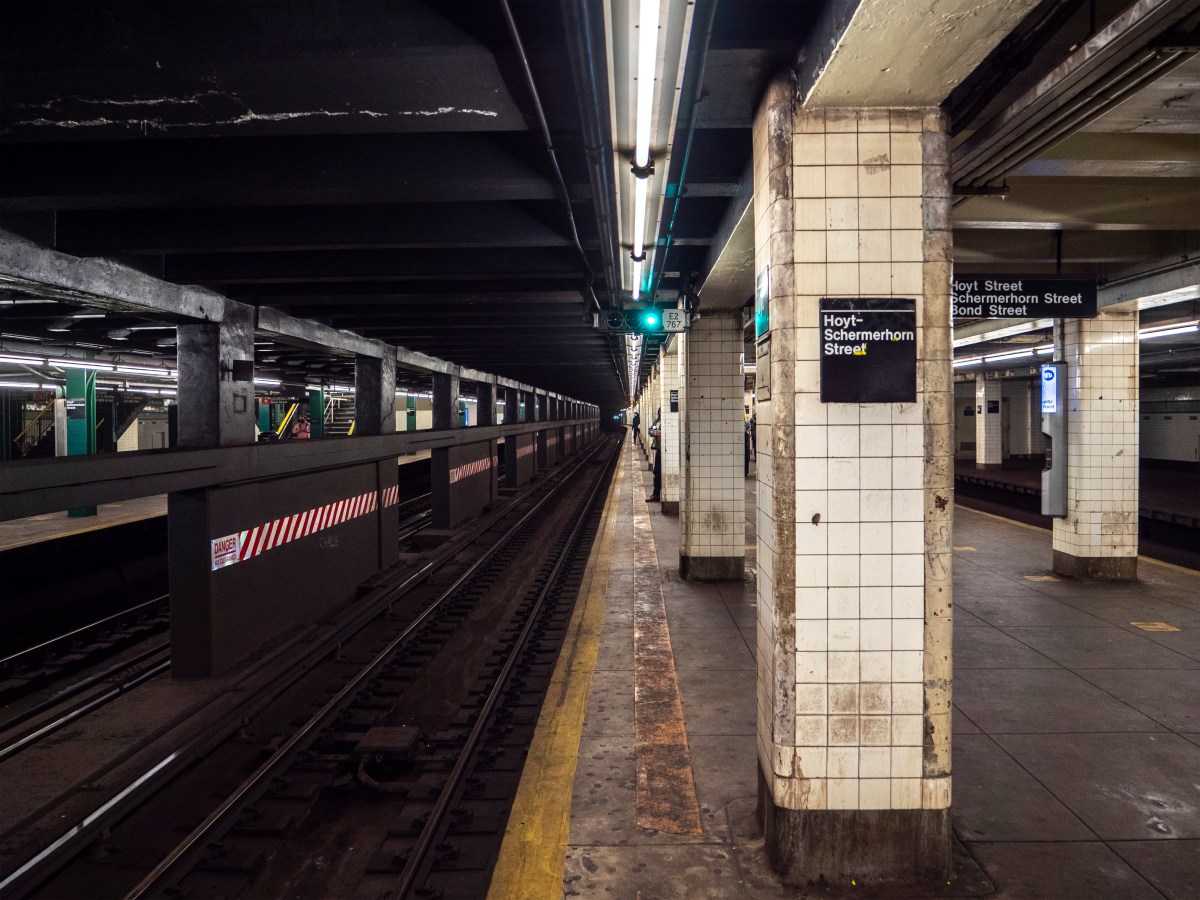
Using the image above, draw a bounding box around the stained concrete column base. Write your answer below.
[1052,550,1137,581]
[758,767,951,889]
[679,555,744,581]
[659,500,679,516]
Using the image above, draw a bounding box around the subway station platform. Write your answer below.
[491,436,1200,899]
[0,494,167,552]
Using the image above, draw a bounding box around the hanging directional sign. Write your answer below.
[819,298,917,403]
[952,275,1097,318]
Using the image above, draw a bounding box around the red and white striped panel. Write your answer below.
[237,490,377,562]
[448,456,493,484]
[210,484,400,571]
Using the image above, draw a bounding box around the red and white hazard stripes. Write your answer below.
[210,484,400,571]
[516,441,535,459]
[449,455,493,484]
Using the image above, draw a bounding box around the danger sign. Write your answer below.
[211,534,242,571]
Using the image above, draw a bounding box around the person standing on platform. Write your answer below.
[632,409,641,446]
[647,409,661,502]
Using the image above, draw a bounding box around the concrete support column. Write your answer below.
[65,368,98,517]
[974,375,1002,468]
[752,86,953,887]
[432,373,460,431]
[308,388,325,439]
[176,299,256,449]
[676,332,688,516]
[504,388,521,485]
[355,353,396,436]
[1052,308,1139,580]
[659,338,681,514]
[1006,380,1034,458]
[679,310,745,580]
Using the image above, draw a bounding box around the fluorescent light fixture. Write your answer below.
[0,381,50,389]
[48,358,114,371]
[634,0,661,170]
[254,377,282,386]
[952,356,983,368]
[1139,320,1198,340]
[632,260,644,300]
[985,349,1035,363]
[0,354,45,365]
[114,365,173,378]
[632,176,649,258]
[1036,345,1054,355]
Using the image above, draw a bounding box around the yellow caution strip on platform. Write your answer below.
[486,447,623,900]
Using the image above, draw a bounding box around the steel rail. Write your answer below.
[0,653,171,764]
[0,446,596,898]
[0,595,167,671]
[119,440,611,900]
[389,438,617,898]
[0,641,169,738]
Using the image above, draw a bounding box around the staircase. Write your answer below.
[325,395,355,437]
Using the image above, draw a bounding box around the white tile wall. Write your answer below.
[660,341,681,502]
[974,376,1002,466]
[1052,309,1139,560]
[681,314,745,560]
[757,106,950,812]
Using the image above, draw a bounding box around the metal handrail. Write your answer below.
[12,399,55,456]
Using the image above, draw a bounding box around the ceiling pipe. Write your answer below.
[498,0,603,315]
[562,0,623,310]
[645,0,717,309]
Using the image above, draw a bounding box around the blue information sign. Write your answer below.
[1040,365,1058,414]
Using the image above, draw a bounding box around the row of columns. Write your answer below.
[171,301,596,451]
[632,310,748,580]
[628,77,1146,892]
[968,306,1140,580]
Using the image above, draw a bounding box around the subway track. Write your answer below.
[2,438,618,899]
[954,476,1200,571]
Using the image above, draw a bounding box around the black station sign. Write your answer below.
[952,275,1097,318]
[819,298,917,404]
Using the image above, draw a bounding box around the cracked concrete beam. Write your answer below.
[0,228,226,321]
[256,305,388,358]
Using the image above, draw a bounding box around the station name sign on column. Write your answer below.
[952,275,1096,318]
[819,298,916,403]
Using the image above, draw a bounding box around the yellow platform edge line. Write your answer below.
[486,444,624,899]
[956,504,1198,576]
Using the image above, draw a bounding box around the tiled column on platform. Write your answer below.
[1006,379,1036,458]
[679,310,745,580]
[659,337,681,514]
[752,78,953,886]
[676,332,687,518]
[974,375,1002,468]
[1051,308,1139,579]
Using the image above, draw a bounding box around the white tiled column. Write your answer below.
[676,331,688,519]
[679,310,745,580]
[752,80,952,886]
[1006,379,1035,458]
[1052,308,1139,580]
[659,337,681,514]
[974,375,1002,468]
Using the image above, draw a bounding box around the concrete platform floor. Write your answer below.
[497,437,1199,898]
[0,493,166,551]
